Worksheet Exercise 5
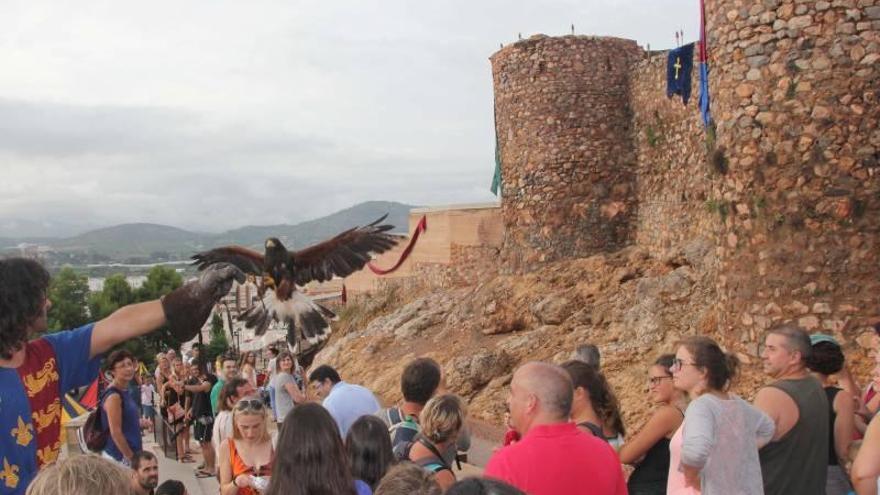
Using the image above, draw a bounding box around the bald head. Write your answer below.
[513,362,573,420]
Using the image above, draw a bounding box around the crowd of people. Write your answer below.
[3,256,880,495]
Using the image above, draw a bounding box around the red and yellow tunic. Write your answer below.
[0,324,101,495]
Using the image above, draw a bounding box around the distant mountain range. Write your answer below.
[0,201,415,262]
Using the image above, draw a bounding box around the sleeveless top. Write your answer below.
[228,439,274,495]
[825,387,841,466]
[101,386,143,462]
[629,408,683,493]
[758,377,829,495]
[666,425,700,495]
[629,438,671,492]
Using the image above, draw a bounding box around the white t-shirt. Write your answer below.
[212,411,233,453]
[267,357,277,381]
[141,383,155,406]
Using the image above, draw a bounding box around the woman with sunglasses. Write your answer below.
[218,396,274,495]
[668,336,774,494]
[618,354,687,495]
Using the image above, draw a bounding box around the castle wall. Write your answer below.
[491,1,879,350]
[343,204,502,294]
[629,52,718,257]
[702,0,880,347]
[491,36,643,273]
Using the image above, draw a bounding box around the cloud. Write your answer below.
[0,0,698,235]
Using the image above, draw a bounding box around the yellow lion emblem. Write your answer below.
[36,441,61,466]
[24,358,59,398]
[31,399,61,433]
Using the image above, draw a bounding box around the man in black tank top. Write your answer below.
[754,325,829,495]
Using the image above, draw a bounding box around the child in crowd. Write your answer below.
[141,375,156,433]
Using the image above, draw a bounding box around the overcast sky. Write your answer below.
[1,0,698,237]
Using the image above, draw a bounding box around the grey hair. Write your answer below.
[768,324,812,363]
[516,362,574,420]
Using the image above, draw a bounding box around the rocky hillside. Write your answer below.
[316,242,879,433]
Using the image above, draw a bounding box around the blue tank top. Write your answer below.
[101,386,143,461]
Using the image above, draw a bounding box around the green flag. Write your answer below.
[491,140,502,196]
[490,96,502,196]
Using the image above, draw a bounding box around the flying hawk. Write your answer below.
[192,215,399,366]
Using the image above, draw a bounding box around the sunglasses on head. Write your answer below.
[235,398,265,411]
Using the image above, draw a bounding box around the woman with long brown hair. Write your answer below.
[561,360,626,448]
[267,402,369,495]
[164,358,191,462]
[239,351,258,390]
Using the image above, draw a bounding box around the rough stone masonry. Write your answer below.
[490,0,879,353]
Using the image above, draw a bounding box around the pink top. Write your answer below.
[667,425,701,495]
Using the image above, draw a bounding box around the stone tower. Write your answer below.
[490,35,644,273]
[703,0,880,336]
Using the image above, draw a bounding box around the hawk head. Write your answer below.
[263,237,290,285]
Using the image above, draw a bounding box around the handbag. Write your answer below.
[167,403,185,422]
[80,388,119,452]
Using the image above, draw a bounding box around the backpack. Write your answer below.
[79,387,121,453]
[385,407,421,461]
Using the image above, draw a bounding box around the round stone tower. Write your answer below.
[490,35,644,273]
[703,0,880,339]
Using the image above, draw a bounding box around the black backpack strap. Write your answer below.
[101,386,122,406]
[387,407,402,425]
[578,421,606,440]
[416,435,452,473]
[415,456,452,475]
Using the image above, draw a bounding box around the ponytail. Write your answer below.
[677,336,737,392]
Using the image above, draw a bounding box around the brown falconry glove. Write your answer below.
[161,263,246,342]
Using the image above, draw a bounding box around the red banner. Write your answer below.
[367,215,427,275]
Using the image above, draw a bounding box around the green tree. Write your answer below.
[87,273,134,321]
[136,265,185,354]
[47,267,90,331]
[204,313,230,364]
[136,265,183,301]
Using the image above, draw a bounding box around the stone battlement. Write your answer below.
[492,0,879,339]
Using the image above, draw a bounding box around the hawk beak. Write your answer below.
[263,275,276,289]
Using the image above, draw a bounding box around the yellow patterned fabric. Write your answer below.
[9,418,33,448]
[23,359,59,398]
[30,399,61,434]
[0,459,19,489]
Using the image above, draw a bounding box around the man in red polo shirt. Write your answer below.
[484,361,626,495]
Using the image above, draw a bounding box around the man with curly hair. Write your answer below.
[0,257,243,495]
